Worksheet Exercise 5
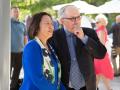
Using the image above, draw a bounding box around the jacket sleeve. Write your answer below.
[23,42,57,90]
[83,29,107,59]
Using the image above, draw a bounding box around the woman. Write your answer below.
[20,12,65,90]
[94,14,114,90]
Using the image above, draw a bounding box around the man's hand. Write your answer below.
[73,26,84,39]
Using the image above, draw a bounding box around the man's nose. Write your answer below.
[73,20,78,25]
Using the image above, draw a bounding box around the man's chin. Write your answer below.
[68,29,74,33]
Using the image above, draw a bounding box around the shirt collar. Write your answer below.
[11,17,19,22]
[64,28,73,37]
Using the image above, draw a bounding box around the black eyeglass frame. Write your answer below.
[62,15,81,22]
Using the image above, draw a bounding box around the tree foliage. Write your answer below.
[11,0,118,30]
[11,0,109,15]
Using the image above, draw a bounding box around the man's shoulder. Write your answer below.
[112,23,120,30]
[116,23,120,27]
[19,21,25,27]
[112,23,120,27]
[53,28,63,35]
[51,28,65,42]
[11,19,25,26]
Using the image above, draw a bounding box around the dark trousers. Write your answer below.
[66,86,86,90]
[10,52,22,90]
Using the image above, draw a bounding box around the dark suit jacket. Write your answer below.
[48,27,107,90]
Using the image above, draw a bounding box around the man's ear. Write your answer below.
[60,18,64,24]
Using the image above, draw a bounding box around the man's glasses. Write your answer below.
[63,15,81,22]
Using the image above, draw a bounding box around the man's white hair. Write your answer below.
[58,5,77,19]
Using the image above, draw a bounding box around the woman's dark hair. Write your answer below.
[28,12,52,39]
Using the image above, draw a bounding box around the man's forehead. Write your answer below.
[65,9,80,17]
[65,6,78,11]
[65,6,79,13]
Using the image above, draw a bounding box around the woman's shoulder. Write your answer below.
[25,40,36,47]
[24,39,41,51]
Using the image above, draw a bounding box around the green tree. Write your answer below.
[11,0,74,20]
[11,0,117,30]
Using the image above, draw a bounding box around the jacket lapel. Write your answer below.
[60,28,71,60]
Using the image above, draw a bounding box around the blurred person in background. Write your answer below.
[10,6,28,90]
[111,15,120,77]
[24,15,32,40]
[94,14,114,90]
[24,15,32,32]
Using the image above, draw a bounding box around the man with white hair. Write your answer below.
[111,15,120,77]
[49,5,106,90]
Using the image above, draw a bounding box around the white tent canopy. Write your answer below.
[52,0,120,14]
[81,16,92,28]
[98,0,120,13]
[52,0,98,14]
